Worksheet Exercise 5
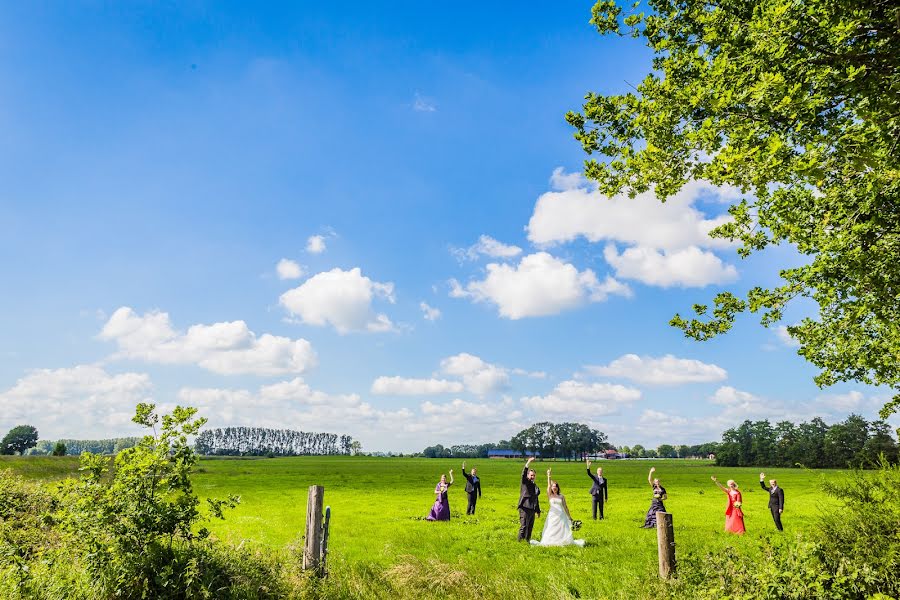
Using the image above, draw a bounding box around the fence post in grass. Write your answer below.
[656,511,676,580]
[303,485,325,575]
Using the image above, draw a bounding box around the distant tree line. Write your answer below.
[421,442,511,459]
[194,427,354,456]
[30,437,142,456]
[421,422,609,459]
[617,443,720,459]
[716,415,898,468]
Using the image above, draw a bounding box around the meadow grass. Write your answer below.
[0,456,844,599]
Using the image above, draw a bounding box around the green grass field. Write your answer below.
[0,455,843,599]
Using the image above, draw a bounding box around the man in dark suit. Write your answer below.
[517,456,541,541]
[461,461,482,515]
[760,472,784,531]
[585,459,608,519]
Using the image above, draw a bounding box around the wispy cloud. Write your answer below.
[413,92,437,112]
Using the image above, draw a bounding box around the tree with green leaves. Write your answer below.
[51,441,66,456]
[1,425,38,455]
[57,403,239,596]
[570,0,900,418]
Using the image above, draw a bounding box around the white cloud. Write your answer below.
[420,302,441,321]
[440,352,510,395]
[371,376,464,396]
[178,377,401,432]
[276,258,304,280]
[99,307,317,376]
[0,365,153,439]
[710,385,763,407]
[511,368,547,379]
[521,380,642,418]
[413,92,437,112]
[452,235,523,261]
[603,243,738,288]
[775,326,801,348]
[451,252,631,319]
[306,235,326,254]
[585,353,727,385]
[816,390,865,413]
[549,166,588,192]
[527,172,742,288]
[178,380,520,450]
[527,176,738,250]
[279,268,396,334]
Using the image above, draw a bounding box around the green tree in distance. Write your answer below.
[1,425,38,455]
[569,0,900,418]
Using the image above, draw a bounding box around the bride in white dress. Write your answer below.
[531,468,585,547]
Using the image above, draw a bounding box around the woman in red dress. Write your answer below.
[711,476,745,534]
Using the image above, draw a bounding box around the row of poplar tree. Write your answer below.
[193,427,355,456]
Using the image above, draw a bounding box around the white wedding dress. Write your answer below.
[531,497,585,547]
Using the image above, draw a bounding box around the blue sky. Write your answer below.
[0,2,891,452]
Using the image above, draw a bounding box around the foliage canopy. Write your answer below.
[1,425,39,455]
[569,0,900,415]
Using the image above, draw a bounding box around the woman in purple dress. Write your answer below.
[425,469,454,521]
[641,466,668,528]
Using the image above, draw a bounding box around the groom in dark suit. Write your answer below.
[585,459,608,519]
[760,472,784,531]
[517,456,541,541]
[461,461,482,515]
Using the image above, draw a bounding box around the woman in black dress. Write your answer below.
[641,466,667,528]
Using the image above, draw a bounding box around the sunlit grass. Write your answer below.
[1,455,842,599]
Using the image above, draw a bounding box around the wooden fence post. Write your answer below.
[656,511,676,580]
[303,485,325,574]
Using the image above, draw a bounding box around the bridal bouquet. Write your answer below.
[653,493,661,499]
[572,520,583,531]
[733,501,742,508]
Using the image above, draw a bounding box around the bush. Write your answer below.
[668,460,900,599]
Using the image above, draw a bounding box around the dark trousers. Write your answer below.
[518,508,536,541]
[591,495,605,519]
[467,492,478,515]
[770,508,783,531]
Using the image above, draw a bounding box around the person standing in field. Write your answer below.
[641,466,667,528]
[711,476,745,534]
[585,459,608,520]
[530,468,585,547]
[517,456,541,541]
[760,472,784,531]
[461,461,482,515]
[425,470,453,521]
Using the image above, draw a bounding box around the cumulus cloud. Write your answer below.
[452,235,523,261]
[371,376,464,396]
[602,244,738,288]
[0,365,153,439]
[527,171,742,288]
[585,354,727,385]
[816,390,865,413]
[276,258,304,280]
[420,302,441,321]
[178,380,520,450]
[440,352,510,395]
[279,268,396,334]
[99,307,317,376]
[528,175,738,249]
[450,252,631,319]
[178,377,403,432]
[306,235,327,254]
[775,326,801,348]
[521,380,642,418]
